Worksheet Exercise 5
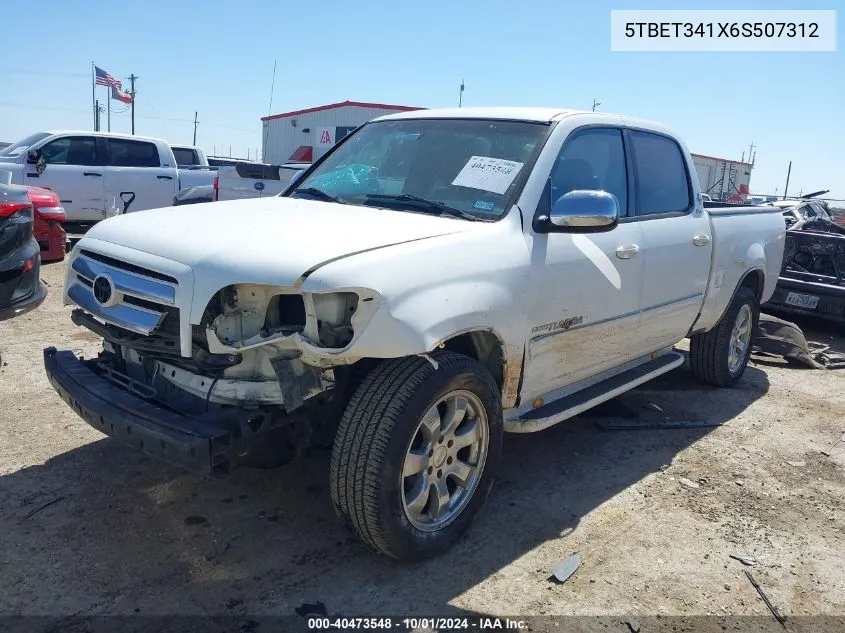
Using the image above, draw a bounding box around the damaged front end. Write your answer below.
[48,251,379,473]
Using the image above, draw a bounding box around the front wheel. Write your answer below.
[690,286,759,387]
[329,352,503,561]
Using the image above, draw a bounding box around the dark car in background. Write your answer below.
[763,199,845,323]
[0,183,47,321]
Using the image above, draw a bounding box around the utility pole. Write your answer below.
[459,79,465,108]
[783,161,792,200]
[94,99,100,131]
[128,74,138,135]
[192,111,199,145]
[592,98,601,112]
[107,98,111,133]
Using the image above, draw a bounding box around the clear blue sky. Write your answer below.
[2,0,842,198]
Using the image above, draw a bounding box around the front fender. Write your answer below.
[347,279,517,358]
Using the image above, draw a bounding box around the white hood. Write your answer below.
[84,196,476,286]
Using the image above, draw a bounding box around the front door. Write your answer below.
[24,135,105,222]
[521,127,644,403]
[104,138,175,213]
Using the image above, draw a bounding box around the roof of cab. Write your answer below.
[44,130,166,143]
[374,107,587,123]
[373,107,672,133]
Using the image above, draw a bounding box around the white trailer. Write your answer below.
[691,153,753,201]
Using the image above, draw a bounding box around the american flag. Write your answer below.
[94,66,121,89]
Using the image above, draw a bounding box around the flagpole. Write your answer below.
[91,62,96,130]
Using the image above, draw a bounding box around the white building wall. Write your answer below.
[262,105,415,164]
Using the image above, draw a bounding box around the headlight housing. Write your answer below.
[206,284,375,352]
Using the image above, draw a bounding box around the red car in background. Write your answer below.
[26,187,66,262]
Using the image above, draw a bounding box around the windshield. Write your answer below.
[291,118,551,219]
[0,132,50,158]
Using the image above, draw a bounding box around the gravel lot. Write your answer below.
[1,258,844,624]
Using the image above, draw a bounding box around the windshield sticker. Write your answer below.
[472,200,496,212]
[452,156,524,195]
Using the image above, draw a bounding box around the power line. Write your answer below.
[0,101,90,114]
[0,68,88,78]
[0,100,258,135]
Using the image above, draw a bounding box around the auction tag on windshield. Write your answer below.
[452,156,524,195]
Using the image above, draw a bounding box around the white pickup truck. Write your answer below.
[212,161,308,201]
[45,107,785,561]
[0,132,214,222]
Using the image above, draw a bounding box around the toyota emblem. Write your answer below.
[92,274,116,306]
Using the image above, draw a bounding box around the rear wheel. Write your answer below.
[690,286,759,387]
[329,352,503,561]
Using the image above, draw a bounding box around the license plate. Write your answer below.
[785,291,820,309]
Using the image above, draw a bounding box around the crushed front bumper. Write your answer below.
[43,347,270,474]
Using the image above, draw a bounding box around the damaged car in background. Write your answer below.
[764,195,845,323]
[45,107,785,561]
[0,182,48,321]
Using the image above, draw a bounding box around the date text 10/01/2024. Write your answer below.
[307,617,529,630]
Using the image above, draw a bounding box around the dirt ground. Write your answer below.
[1,258,844,624]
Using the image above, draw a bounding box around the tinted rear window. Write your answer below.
[108,139,160,167]
[172,148,198,166]
[630,131,692,215]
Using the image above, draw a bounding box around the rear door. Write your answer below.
[24,135,105,222]
[625,129,712,357]
[104,138,176,213]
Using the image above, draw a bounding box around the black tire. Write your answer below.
[690,286,759,387]
[329,351,503,561]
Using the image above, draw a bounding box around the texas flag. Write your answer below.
[111,84,133,104]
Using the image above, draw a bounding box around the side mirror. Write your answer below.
[27,149,46,175]
[539,189,619,233]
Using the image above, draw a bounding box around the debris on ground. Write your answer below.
[744,570,787,625]
[679,477,700,489]
[821,432,845,457]
[729,554,758,566]
[24,496,64,519]
[735,480,745,487]
[648,402,664,413]
[785,460,806,468]
[627,618,641,633]
[754,313,845,369]
[550,553,581,584]
[811,343,845,369]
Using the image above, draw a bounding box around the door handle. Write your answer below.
[83,172,102,177]
[615,244,640,259]
[693,234,711,246]
[157,175,174,180]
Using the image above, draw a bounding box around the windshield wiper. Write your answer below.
[294,187,349,205]
[365,193,482,221]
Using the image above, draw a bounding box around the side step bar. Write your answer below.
[505,352,685,433]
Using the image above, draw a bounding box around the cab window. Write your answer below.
[629,131,692,216]
[537,127,628,216]
[40,136,99,166]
